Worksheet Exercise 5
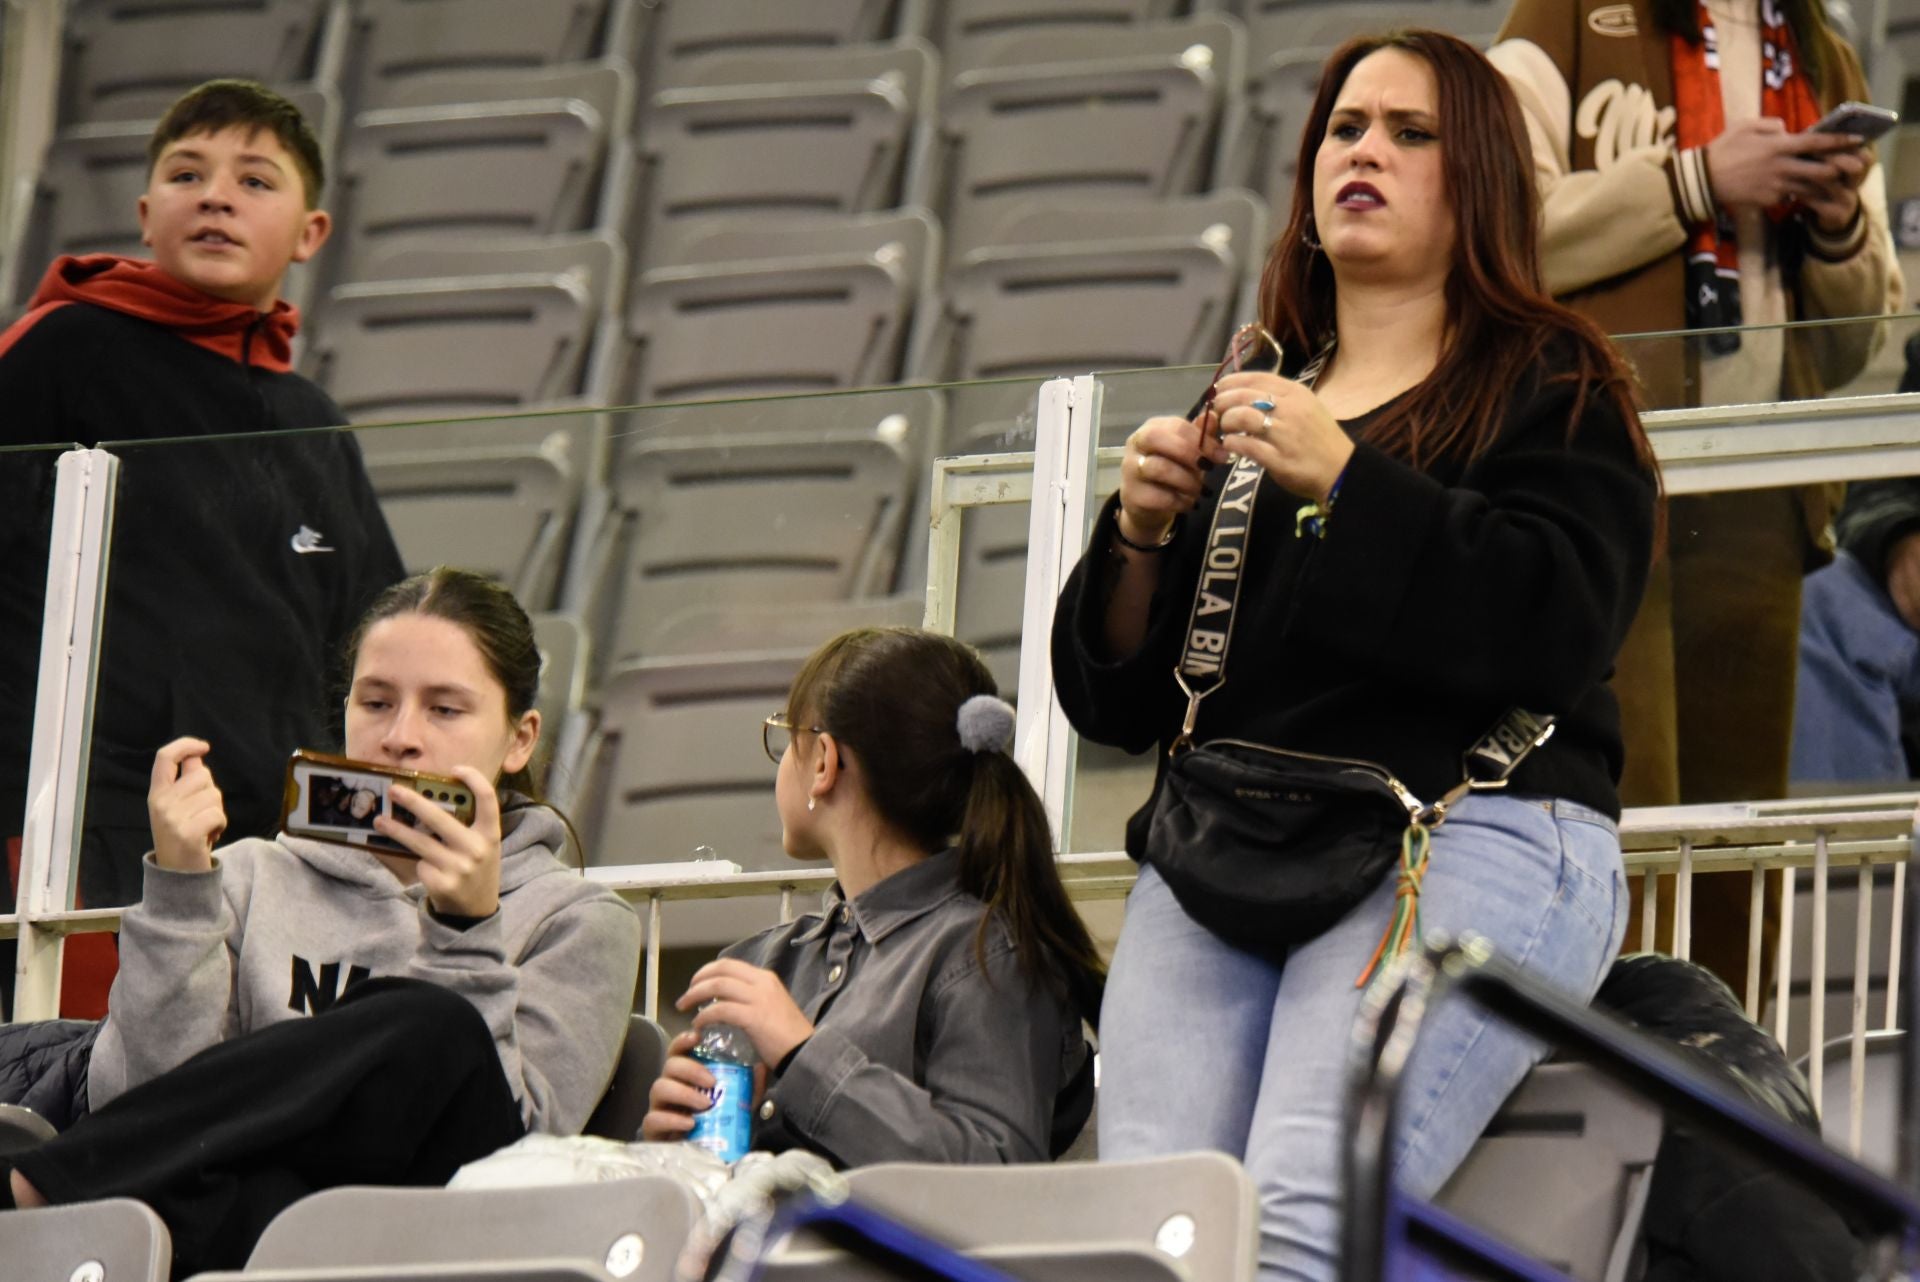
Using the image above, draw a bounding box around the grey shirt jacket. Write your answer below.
[724,849,1093,1166]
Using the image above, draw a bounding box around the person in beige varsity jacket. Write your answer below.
[1491,0,1902,996]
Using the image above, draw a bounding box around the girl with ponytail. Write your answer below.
[642,627,1102,1164]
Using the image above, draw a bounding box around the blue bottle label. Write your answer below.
[687,1059,755,1163]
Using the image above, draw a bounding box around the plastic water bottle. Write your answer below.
[686,1019,756,1163]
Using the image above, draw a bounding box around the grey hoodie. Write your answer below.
[88,802,641,1136]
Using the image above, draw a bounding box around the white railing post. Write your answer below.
[1673,840,1693,960]
[1810,833,1831,1112]
[13,448,119,1023]
[1776,866,1796,1049]
[1746,864,1765,1018]
[1850,859,1872,1157]
[1012,376,1096,845]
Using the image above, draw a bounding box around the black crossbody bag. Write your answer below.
[1139,450,1557,981]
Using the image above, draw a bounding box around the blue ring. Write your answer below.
[1250,398,1276,412]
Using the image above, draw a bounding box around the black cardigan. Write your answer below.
[1051,345,1659,840]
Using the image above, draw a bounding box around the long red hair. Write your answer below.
[1259,30,1658,482]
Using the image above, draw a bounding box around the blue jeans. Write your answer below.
[1098,793,1628,1282]
[1791,550,1920,787]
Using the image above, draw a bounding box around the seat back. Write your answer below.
[60,0,327,123]
[308,236,617,421]
[936,18,1240,260]
[632,44,934,266]
[362,446,576,609]
[599,391,930,666]
[334,66,625,281]
[638,0,901,89]
[766,1244,1188,1281]
[929,0,1187,76]
[584,1014,671,1141]
[341,0,613,107]
[247,1180,701,1282]
[1435,1060,1665,1282]
[834,1154,1259,1282]
[1241,0,1501,70]
[1805,1027,1906,1176]
[583,651,802,870]
[0,1197,170,1282]
[623,212,933,402]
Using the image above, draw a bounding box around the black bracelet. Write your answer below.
[1113,510,1177,553]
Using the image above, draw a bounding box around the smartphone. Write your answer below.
[1809,101,1898,143]
[279,749,475,855]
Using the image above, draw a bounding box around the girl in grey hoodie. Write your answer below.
[3,568,641,1275]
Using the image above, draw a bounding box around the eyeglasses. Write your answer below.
[1189,322,1284,438]
[762,712,827,764]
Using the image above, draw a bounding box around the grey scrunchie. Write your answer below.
[956,694,1016,754]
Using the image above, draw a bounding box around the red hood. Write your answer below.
[10,255,301,371]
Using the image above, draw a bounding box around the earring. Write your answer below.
[1302,220,1323,253]
[807,797,816,812]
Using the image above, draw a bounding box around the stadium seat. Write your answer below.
[59,0,328,124]
[581,389,934,669]
[919,190,1265,380]
[934,17,1243,262]
[306,236,621,420]
[580,650,801,872]
[0,1101,57,1155]
[1435,1060,1664,1282]
[339,0,616,108]
[926,0,1188,76]
[331,65,627,283]
[772,1155,1259,1282]
[1800,1028,1905,1177]
[1228,46,1329,224]
[232,1181,700,1282]
[621,211,936,403]
[629,42,935,267]
[582,1013,670,1142]
[635,0,902,91]
[1241,0,1502,71]
[0,1197,171,1282]
[362,445,577,611]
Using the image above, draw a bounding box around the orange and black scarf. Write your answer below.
[1670,0,1821,350]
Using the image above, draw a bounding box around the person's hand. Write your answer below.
[377,766,501,918]
[641,1031,717,1141]
[1208,371,1355,503]
[1886,531,1920,633]
[1118,412,1229,546]
[677,958,815,1068]
[1799,146,1869,235]
[1704,118,1862,220]
[148,737,225,872]
[641,1030,772,1142]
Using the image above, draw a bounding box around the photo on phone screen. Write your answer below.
[280,751,475,855]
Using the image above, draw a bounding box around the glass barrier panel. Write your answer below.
[83,378,1050,955]
[1,443,79,1014]
[1613,313,1920,411]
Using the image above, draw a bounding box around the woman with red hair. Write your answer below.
[1051,31,1660,1280]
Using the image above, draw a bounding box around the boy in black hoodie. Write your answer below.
[0,81,403,1015]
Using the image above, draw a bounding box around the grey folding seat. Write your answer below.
[580,651,800,875]
[0,1198,171,1282]
[621,211,934,403]
[362,445,576,610]
[921,190,1264,380]
[1240,0,1502,71]
[1435,1061,1665,1282]
[339,0,615,108]
[1227,46,1329,224]
[332,65,627,283]
[59,0,327,123]
[229,1180,701,1282]
[630,42,935,267]
[1801,1028,1905,1177]
[582,1013,671,1142]
[774,1155,1260,1282]
[927,0,1187,78]
[935,18,1243,262]
[584,389,935,668]
[636,0,902,91]
[762,1247,1186,1281]
[306,235,620,422]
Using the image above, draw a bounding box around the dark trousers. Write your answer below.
[12,977,525,1277]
